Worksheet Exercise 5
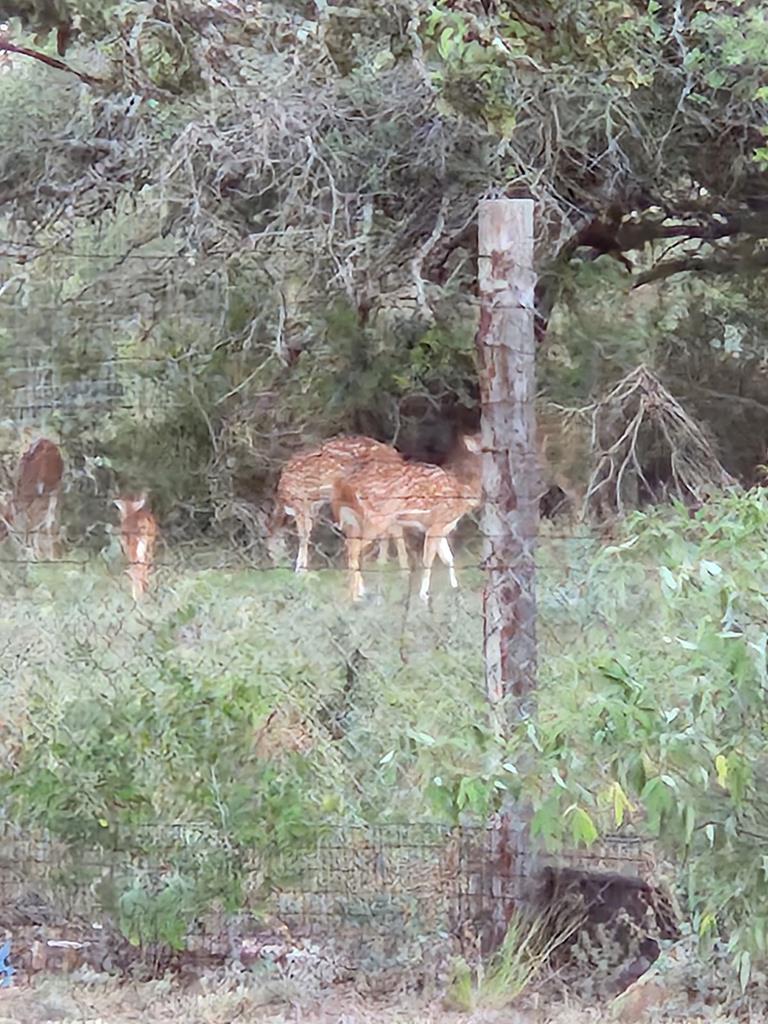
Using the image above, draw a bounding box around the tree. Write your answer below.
[2,0,767,338]
[5,0,768,975]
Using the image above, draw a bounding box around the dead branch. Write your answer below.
[0,38,102,85]
[585,366,737,517]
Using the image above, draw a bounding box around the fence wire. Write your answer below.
[0,251,687,986]
[0,819,656,979]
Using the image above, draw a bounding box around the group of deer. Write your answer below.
[0,438,157,602]
[0,433,482,604]
[273,432,484,602]
[0,430,486,605]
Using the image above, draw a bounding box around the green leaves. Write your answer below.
[567,806,598,846]
[456,776,494,817]
[118,875,195,950]
[641,777,675,832]
[437,25,459,61]
[608,781,633,827]
[531,794,565,848]
[540,496,768,969]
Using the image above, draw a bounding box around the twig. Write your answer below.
[410,195,449,322]
[0,38,102,86]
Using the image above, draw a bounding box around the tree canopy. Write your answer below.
[3,2,768,315]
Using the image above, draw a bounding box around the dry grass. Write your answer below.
[0,975,741,1024]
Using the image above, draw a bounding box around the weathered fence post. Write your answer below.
[475,197,539,947]
[476,198,538,720]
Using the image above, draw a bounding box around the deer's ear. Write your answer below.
[463,435,483,454]
[135,493,147,510]
[113,499,126,514]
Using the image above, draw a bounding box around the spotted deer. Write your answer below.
[331,433,483,603]
[273,435,405,573]
[114,494,158,601]
[0,438,65,559]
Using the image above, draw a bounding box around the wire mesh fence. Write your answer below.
[0,817,658,979]
[0,249,691,989]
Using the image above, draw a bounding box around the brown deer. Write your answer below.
[0,438,65,559]
[114,494,158,601]
[331,433,483,603]
[273,435,405,573]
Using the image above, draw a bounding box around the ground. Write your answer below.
[0,976,741,1024]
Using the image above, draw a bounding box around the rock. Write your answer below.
[612,975,669,1021]
[611,944,690,1022]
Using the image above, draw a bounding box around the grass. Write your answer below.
[0,525,604,815]
[0,972,744,1024]
[446,911,579,1012]
[0,518,658,844]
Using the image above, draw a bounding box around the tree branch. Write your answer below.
[617,212,768,253]
[0,38,102,86]
[632,248,768,288]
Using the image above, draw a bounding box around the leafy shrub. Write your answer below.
[439,492,768,974]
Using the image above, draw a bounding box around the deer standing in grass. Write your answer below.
[114,494,158,601]
[0,438,65,560]
[331,433,483,603]
[273,435,407,573]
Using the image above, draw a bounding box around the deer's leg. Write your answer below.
[419,533,439,604]
[436,535,459,589]
[46,493,60,560]
[376,539,388,566]
[376,528,408,571]
[393,527,409,571]
[36,517,49,561]
[139,552,151,599]
[18,508,33,558]
[346,536,365,600]
[294,508,312,574]
[30,497,53,561]
[31,508,42,560]
[20,507,35,560]
[28,518,38,561]
[337,505,365,598]
[358,521,388,598]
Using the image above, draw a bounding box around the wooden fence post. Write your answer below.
[475,198,539,947]
[476,198,538,724]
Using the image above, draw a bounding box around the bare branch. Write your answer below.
[0,38,102,86]
[410,196,449,322]
[632,248,768,288]
[617,212,768,253]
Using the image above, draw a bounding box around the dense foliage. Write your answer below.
[2,0,768,515]
[4,497,768,972]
